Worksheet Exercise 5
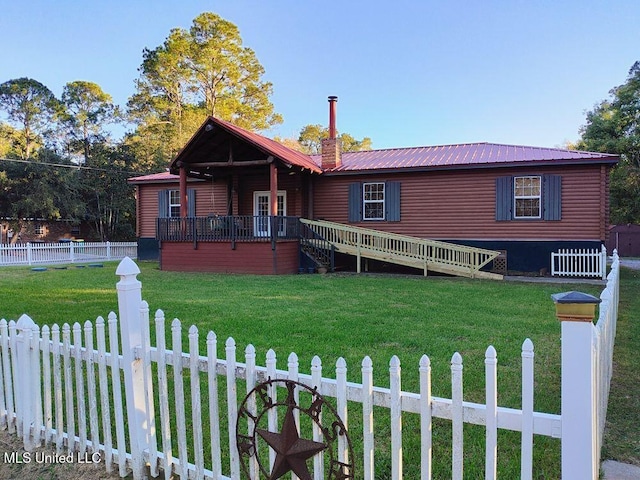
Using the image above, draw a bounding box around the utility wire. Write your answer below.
[0,157,149,175]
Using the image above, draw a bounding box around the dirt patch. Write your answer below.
[0,430,124,480]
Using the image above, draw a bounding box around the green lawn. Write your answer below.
[0,261,634,478]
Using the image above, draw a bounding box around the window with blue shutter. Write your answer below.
[496,175,562,221]
[158,189,197,217]
[348,181,401,222]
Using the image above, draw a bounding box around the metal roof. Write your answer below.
[311,142,618,173]
[128,171,180,184]
[129,118,619,184]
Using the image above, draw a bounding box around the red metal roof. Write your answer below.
[311,142,618,173]
[128,171,179,184]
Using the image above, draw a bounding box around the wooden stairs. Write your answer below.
[300,219,503,280]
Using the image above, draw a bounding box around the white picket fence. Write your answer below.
[0,253,621,479]
[0,241,137,266]
[551,245,607,279]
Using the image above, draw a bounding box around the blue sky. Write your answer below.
[1,0,639,150]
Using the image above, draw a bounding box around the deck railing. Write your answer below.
[156,216,300,245]
[301,218,502,279]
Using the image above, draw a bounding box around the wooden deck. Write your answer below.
[301,219,503,280]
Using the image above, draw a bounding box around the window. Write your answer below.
[168,190,181,218]
[349,181,401,222]
[363,183,385,220]
[514,176,541,219]
[495,174,561,221]
[158,189,196,218]
[35,225,45,236]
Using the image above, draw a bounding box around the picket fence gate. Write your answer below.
[0,241,137,266]
[551,245,607,280]
[0,253,620,480]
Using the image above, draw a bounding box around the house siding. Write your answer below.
[313,164,609,242]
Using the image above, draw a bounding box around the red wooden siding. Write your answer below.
[313,165,610,242]
[160,240,299,274]
[237,173,305,217]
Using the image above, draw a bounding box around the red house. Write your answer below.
[129,97,618,277]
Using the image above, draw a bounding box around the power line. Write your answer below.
[0,157,147,175]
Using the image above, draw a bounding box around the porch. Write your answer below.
[156,216,502,279]
[157,216,302,274]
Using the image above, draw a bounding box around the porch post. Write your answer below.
[269,160,278,216]
[179,164,188,218]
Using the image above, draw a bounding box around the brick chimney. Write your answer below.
[321,96,342,169]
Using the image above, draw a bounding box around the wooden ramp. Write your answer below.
[300,219,503,280]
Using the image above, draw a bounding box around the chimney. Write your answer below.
[321,96,341,169]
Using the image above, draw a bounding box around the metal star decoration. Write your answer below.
[237,379,355,479]
[256,401,327,480]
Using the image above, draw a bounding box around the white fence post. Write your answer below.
[556,292,600,480]
[16,314,40,451]
[601,244,607,281]
[116,256,155,480]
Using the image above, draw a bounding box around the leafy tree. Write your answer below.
[60,81,120,162]
[0,152,85,242]
[78,143,136,241]
[0,78,60,159]
[296,124,373,154]
[0,122,20,158]
[576,61,640,223]
[127,12,282,168]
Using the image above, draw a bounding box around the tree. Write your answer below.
[78,143,136,241]
[60,81,119,162]
[576,61,640,223]
[127,12,282,168]
[0,78,60,159]
[0,152,85,242]
[296,124,373,154]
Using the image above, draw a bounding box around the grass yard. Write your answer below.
[0,260,634,479]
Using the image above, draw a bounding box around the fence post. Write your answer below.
[16,314,40,451]
[107,241,111,260]
[116,256,154,480]
[26,242,32,266]
[601,244,607,281]
[555,292,600,480]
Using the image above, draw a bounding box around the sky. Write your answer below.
[1,0,639,151]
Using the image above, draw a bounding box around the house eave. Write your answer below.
[320,157,619,176]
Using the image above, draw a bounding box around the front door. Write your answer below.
[253,191,286,237]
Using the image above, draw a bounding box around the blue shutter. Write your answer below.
[187,188,196,217]
[543,175,562,220]
[158,190,169,218]
[348,183,362,222]
[385,181,401,222]
[495,176,513,221]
